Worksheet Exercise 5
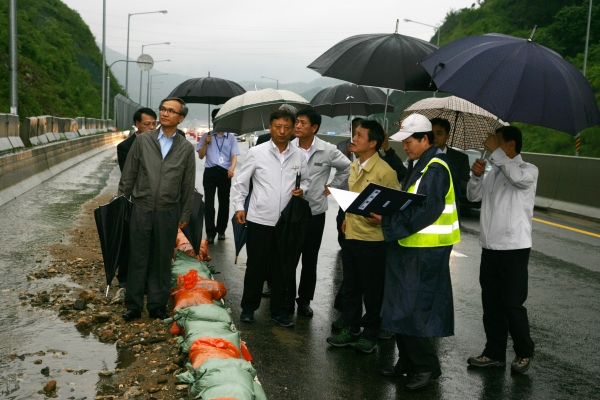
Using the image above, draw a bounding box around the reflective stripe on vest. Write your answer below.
[398,157,460,247]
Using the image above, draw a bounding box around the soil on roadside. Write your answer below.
[13,190,190,400]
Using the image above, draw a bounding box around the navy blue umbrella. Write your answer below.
[420,33,600,135]
[232,191,251,264]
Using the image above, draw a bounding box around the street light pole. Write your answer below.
[261,76,279,89]
[106,60,151,122]
[403,18,440,47]
[139,42,170,103]
[576,0,593,157]
[101,0,106,119]
[8,0,17,114]
[125,10,167,97]
[148,73,169,106]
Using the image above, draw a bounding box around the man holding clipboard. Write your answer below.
[374,114,460,390]
[326,120,400,354]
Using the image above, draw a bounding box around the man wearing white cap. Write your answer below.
[375,114,460,390]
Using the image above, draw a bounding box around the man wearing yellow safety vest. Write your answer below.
[373,114,459,391]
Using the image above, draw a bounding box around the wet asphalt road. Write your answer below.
[208,142,600,399]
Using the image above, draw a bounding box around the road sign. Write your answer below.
[137,54,154,71]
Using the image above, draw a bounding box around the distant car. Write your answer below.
[248,130,268,148]
[235,133,246,142]
[452,147,492,210]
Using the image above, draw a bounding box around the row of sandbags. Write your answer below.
[169,233,268,400]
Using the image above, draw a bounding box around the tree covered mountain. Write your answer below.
[0,0,124,119]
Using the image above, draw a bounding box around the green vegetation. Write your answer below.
[387,0,600,157]
[0,0,124,119]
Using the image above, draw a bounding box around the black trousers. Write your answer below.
[396,335,440,373]
[203,166,231,236]
[288,212,326,308]
[125,204,180,313]
[480,248,535,362]
[341,239,386,342]
[241,221,289,317]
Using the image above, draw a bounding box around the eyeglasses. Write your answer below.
[140,121,157,127]
[159,106,182,115]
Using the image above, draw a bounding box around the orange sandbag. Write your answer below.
[197,239,212,262]
[240,341,253,362]
[171,270,227,300]
[173,287,213,310]
[189,337,240,369]
[170,321,181,336]
[176,229,196,257]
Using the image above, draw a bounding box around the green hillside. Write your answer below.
[385,0,600,157]
[0,0,124,118]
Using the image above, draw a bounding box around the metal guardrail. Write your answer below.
[113,94,142,131]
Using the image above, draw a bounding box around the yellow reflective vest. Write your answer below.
[398,158,460,247]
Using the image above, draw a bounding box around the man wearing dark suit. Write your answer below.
[430,118,471,214]
[112,108,157,304]
[117,108,158,172]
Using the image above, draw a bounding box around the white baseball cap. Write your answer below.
[389,114,432,142]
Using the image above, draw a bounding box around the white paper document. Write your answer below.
[329,187,359,212]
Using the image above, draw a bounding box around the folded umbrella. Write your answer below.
[419,33,600,135]
[94,195,132,297]
[232,193,251,264]
[182,190,205,256]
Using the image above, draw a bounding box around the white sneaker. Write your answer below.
[111,288,126,304]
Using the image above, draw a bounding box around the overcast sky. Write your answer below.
[62,0,479,84]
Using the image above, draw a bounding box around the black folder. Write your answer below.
[346,183,426,217]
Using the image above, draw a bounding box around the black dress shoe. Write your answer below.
[406,369,441,390]
[122,309,141,322]
[297,303,313,317]
[148,309,169,320]
[379,363,412,377]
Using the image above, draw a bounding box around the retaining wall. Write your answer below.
[0,131,124,207]
[317,134,600,220]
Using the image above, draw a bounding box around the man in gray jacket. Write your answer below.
[289,108,350,317]
[118,97,196,322]
[232,108,310,327]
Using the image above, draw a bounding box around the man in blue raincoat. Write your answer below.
[373,114,460,391]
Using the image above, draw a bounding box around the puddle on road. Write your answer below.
[0,150,124,399]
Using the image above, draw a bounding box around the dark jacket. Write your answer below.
[117,133,136,172]
[446,146,471,198]
[380,145,455,337]
[118,129,196,222]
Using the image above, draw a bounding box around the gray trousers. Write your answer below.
[125,204,180,312]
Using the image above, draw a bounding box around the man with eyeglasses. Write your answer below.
[119,97,196,322]
[112,108,158,304]
[197,108,240,244]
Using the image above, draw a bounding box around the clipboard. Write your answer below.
[329,183,426,217]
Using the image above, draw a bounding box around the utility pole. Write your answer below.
[576,0,593,156]
[101,0,106,119]
[8,0,18,114]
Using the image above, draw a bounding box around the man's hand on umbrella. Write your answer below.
[341,220,346,234]
[324,185,331,196]
[365,212,382,225]
[235,210,246,225]
[471,158,487,177]
[292,188,303,197]
[178,221,188,229]
[483,133,500,153]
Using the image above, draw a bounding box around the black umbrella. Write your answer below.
[307,21,438,129]
[181,191,205,256]
[310,83,395,118]
[94,195,132,297]
[168,75,246,130]
[419,33,600,136]
[232,191,251,264]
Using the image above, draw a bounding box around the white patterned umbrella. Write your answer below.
[213,88,311,134]
[398,96,509,150]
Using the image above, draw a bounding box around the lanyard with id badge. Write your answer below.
[215,133,226,164]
